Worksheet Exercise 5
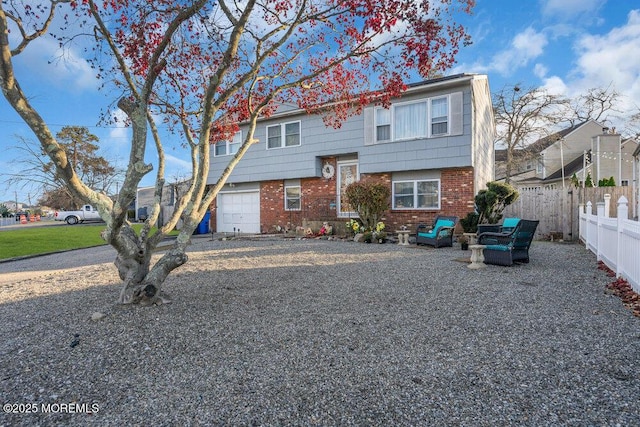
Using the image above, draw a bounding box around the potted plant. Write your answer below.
[458,235,469,250]
[460,211,479,234]
[375,231,387,243]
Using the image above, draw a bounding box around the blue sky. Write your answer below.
[1,0,639,205]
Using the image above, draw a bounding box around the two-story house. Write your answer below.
[208,73,495,234]
[497,120,639,189]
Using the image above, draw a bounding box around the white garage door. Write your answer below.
[217,191,260,234]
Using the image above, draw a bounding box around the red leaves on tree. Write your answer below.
[16,0,474,138]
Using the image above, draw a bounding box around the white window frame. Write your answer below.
[284,185,301,211]
[375,108,391,143]
[214,131,242,157]
[392,179,441,210]
[266,121,301,149]
[430,96,449,136]
[373,95,451,143]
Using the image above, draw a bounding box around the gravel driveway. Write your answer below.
[1,237,639,426]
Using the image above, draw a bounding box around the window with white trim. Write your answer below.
[267,121,301,149]
[430,97,448,135]
[214,131,242,156]
[374,95,451,143]
[376,108,391,142]
[285,186,301,210]
[392,179,440,209]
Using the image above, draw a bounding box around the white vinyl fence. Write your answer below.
[579,195,640,292]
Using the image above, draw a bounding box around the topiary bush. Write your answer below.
[475,181,519,225]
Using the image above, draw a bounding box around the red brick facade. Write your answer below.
[211,165,475,234]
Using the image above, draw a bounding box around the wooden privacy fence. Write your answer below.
[579,196,640,292]
[503,186,636,241]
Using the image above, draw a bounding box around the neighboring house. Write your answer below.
[208,73,495,234]
[136,180,192,226]
[2,201,23,212]
[496,120,639,189]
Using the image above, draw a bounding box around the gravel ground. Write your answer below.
[1,236,639,426]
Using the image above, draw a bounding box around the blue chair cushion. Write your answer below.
[485,244,512,252]
[418,219,454,238]
[502,218,520,229]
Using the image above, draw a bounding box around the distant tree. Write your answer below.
[53,126,119,195]
[0,204,9,217]
[38,187,77,211]
[570,173,580,189]
[6,127,121,210]
[598,176,615,187]
[493,84,568,183]
[584,172,594,188]
[0,0,473,305]
[566,85,623,127]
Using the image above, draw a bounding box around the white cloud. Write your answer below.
[533,63,548,78]
[541,75,568,95]
[165,154,193,180]
[490,27,548,76]
[541,0,604,18]
[569,9,640,111]
[108,109,131,144]
[10,34,98,93]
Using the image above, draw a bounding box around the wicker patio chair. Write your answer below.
[416,216,458,248]
[476,217,520,236]
[477,219,539,266]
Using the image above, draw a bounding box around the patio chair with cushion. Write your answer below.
[476,217,520,236]
[477,219,539,266]
[416,216,458,248]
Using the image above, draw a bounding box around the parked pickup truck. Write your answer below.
[54,205,103,225]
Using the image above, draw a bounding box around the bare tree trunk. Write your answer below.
[114,235,191,305]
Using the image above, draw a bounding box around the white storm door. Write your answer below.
[337,161,359,217]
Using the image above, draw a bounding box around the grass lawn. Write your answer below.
[0,224,177,260]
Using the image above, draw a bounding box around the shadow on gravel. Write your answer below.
[1,240,639,426]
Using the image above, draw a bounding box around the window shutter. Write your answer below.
[450,91,463,136]
[363,107,374,145]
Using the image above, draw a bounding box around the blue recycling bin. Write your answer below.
[196,211,211,234]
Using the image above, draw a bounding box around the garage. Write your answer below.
[216,191,260,234]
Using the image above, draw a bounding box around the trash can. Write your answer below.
[196,211,211,235]
[137,207,148,222]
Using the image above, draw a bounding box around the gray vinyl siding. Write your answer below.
[208,75,491,185]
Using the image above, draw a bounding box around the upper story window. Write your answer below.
[376,108,391,142]
[392,179,440,210]
[430,97,448,135]
[214,131,242,157]
[374,95,451,143]
[394,101,428,140]
[267,121,301,149]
